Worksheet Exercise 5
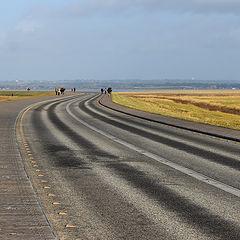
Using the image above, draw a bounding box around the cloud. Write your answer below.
[1,0,240,81]
[15,0,240,23]
[58,0,240,16]
[0,32,7,47]
[16,19,41,33]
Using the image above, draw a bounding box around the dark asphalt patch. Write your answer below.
[107,162,240,240]
[44,144,92,169]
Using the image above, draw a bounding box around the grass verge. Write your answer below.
[112,90,240,130]
[0,91,56,102]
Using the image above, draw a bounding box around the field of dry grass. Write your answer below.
[0,91,56,102]
[112,90,240,130]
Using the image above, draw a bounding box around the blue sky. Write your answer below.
[0,0,240,81]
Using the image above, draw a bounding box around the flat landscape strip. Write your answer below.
[134,96,240,115]
[0,91,55,102]
[112,90,240,130]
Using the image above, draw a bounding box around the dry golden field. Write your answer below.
[0,91,56,102]
[112,90,240,130]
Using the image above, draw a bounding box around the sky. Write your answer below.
[0,0,240,81]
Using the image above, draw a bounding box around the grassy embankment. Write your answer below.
[112,90,240,130]
[0,91,56,102]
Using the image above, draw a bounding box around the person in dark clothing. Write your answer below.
[60,87,65,95]
[101,88,104,94]
[107,87,112,95]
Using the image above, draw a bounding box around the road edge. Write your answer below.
[99,95,240,143]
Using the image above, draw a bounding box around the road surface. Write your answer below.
[16,92,240,240]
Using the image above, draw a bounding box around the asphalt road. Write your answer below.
[16,92,240,240]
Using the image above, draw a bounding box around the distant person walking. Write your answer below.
[101,88,104,94]
[60,87,65,95]
[74,88,76,92]
[107,87,112,95]
[55,87,58,95]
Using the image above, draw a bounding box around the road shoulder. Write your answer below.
[0,95,61,239]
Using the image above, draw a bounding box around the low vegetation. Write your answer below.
[0,91,55,102]
[112,90,240,130]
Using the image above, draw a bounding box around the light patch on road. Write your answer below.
[59,212,67,215]
[66,224,77,228]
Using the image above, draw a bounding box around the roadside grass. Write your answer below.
[0,91,56,102]
[112,90,240,130]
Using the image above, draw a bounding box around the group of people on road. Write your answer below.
[54,87,112,95]
[55,87,66,95]
[55,87,77,95]
[101,87,112,95]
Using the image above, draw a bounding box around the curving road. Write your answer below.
[16,92,240,240]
